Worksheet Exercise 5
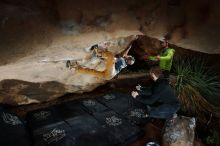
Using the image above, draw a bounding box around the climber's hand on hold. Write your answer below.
[131,91,139,98]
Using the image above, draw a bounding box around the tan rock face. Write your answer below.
[0,35,138,105]
[135,0,220,54]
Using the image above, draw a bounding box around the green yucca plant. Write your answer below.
[171,56,220,118]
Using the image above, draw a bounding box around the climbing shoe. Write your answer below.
[66,60,71,69]
[66,60,79,69]
[90,44,99,51]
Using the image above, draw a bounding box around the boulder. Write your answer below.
[0,35,138,105]
[163,116,196,146]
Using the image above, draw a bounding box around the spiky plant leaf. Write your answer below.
[172,56,220,118]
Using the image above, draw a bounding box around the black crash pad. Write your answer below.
[0,107,31,146]
[27,107,63,131]
[64,113,119,146]
[65,114,100,137]
[93,110,142,145]
[79,98,143,145]
[97,92,149,125]
[32,121,75,146]
[75,127,119,146]
[54,101,89,120]
[79,98,109,114]
[28,102,119,146]
[27,93,145,146]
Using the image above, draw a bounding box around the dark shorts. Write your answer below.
[149,103,180,119]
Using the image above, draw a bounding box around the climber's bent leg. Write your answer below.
[77,51,115,79]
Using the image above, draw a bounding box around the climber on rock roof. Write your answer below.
[66,41,135,80]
